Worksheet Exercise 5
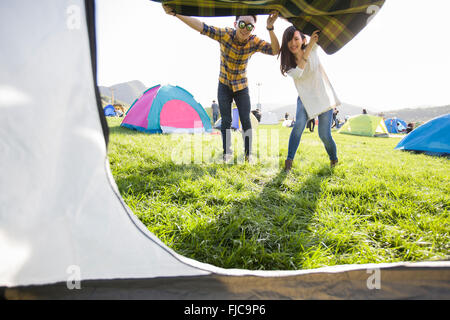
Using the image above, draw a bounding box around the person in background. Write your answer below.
[251,109,261,122]
[306,118,315,132]
[406,122,414,133]
[211,100,219,124]
[331,108,339,128]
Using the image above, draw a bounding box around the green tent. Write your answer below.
[338,114,389,137]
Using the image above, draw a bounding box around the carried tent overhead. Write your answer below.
[395,114,450,156]
[121,84,212,134]
[338,114,389,137]
[154,0,386,54]
[1,0,449,300]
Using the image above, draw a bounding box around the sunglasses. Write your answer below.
[237,20,255,31]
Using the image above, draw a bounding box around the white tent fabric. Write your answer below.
[1,0,449,299]
[0,0,213,287]
[260,112,279,125]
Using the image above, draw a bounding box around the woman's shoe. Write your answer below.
[330,159,338,168]
[284,159,293,172]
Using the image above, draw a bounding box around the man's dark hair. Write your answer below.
[235,15,257,23]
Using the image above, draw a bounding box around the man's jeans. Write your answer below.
[287,96,338,161]
[217,82,252,157]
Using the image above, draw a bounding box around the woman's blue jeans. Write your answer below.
[287,97,338,161]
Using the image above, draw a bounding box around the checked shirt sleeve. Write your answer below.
[200,23,227,42]
[253,37,274,55]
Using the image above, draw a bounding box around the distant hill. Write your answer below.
[266,102,449,123]
[99,80,147,105]
[267,102,369,121]
[378,105,450,123]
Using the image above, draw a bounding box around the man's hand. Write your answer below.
[266,11,279,29]
[266,11,280,54]
[162,4,204,32]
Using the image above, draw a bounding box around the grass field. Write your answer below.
[106,117,449,270]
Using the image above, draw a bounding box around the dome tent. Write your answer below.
[395,113,450,156]
[103,104,116,117]
[385,117,407,133]
[338,114,389,137]
[1,0,449,300]
[213,106,259,131]
[121,84,212,134]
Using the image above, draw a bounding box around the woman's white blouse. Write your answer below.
[286,44,340,119]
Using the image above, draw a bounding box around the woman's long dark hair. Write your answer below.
[279,25,306,76]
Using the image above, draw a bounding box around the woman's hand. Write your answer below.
[297,30,320,68]
[267,11,279,29]
[309,30,320,45]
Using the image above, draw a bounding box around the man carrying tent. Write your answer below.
[162,4,280,163]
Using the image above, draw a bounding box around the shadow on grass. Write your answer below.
[110,128,336,270]
[113,161,221,198]
[174,164,335,270]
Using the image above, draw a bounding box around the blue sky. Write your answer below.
[96,0,450,112]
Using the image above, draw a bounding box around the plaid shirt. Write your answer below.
[154,0,385,55]
[201,23,274,92]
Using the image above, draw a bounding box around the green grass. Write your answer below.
[106,117,449,270]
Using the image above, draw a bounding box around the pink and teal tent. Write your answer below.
[121,84,212,134]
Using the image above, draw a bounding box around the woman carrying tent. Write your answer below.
[279,26,339,172]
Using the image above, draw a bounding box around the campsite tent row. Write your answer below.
[337,114,450,155]
[121,84,278,134]
[1,0,449,300]
[120,85,278,134]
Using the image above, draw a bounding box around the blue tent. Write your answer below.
[103,104,116,117]
[213,108,259,131]
[385,118,407,133]
[213,108,240,130]
[395,114,450,156]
